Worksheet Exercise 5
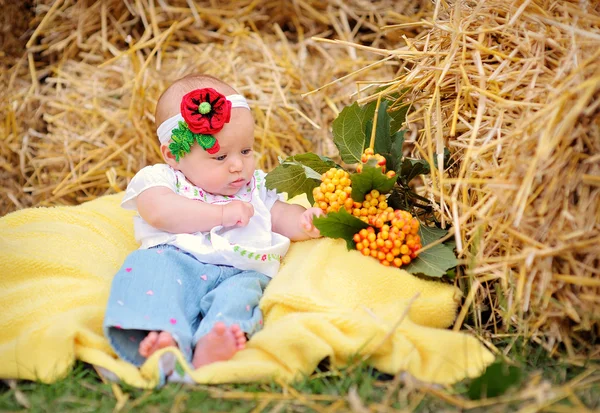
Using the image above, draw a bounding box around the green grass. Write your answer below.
[1,342,598,413]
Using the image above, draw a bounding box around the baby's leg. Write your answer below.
[103,246,216,366]
[192,269,270,368]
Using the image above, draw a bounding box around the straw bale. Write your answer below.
[338,0,599,356]
[1,0,430,214]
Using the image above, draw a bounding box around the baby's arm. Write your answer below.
[271,200,323,241]
[137,187,254,233]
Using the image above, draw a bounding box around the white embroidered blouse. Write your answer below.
[121,164,290,278]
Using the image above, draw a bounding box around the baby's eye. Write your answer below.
[215,154,227,161]
[241,149,252,155]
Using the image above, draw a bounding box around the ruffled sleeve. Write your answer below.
[254,169,284,210]
[121,164,177,211]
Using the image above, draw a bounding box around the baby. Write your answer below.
[103,74,323,370]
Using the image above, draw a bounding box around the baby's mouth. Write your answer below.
[230,178,246,187]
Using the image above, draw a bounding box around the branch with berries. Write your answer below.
[266,95,457,279]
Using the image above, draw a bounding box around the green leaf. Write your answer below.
[364,100,392,156]
[350,164,396,202]
[265,164,320,204]
[389,103,409,134]
[404,243,457,278]
[418,225,448,246]
[332,102,375,164]
[468,360,522,399]
[283,153,337,175]
[312,208,369,250]
[399,157,431,183]
[389,129,405,173]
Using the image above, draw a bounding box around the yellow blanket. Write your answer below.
[0,194,493,388]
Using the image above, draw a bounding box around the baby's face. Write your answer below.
[172,107,256,196]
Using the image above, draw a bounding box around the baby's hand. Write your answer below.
[222,201,254,227]
[299,207,324,238]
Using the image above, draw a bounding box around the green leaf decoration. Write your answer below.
[399,157,431,183]
[195,133,217,150]
[265,163,320,204]
[350,163,396,202]
[312,208,369,250]
[418,225,448,246]
[332,102,375,164]
[404,243,457,278]
[468,360,522,400]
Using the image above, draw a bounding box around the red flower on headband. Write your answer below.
[180,88,232,135]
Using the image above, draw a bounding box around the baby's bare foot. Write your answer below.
[139,331,177,358]
[192,323,247,368]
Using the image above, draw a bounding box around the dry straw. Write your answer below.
[327,0,599,359]
[1,0,598,364]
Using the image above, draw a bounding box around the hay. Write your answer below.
[329,0,599,357]
[1,0,429,214]
[2,0,599,358]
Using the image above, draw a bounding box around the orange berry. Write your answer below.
[406,239,416,248]
[400,245,410,255]
[376,238,385,247]
[384,240,393,250]
[353,234,361,243]
[362,248,370,256]
[362,239,369,247]
[370,249,378,258]
[353,208,361,217]
[377,251,386,260]
[381,260,390,267]
[356,242,364,251]
[391,247,401,256]
[380,231,389,240]
[393,258,402,267]
[370,242,377,250]
[386,253,394,262]
[401,255,411,264]
[359,229,368,238]
[367,226,375,233]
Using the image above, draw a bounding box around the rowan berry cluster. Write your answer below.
[312,168,354,214]
[350,189,392,224]
[352,209,422,268]
[357,148,396,180]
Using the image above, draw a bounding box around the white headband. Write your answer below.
[157,94,250,145]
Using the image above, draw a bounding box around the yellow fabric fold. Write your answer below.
[0,193,494,387]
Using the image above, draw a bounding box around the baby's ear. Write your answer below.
[161,144,179,168]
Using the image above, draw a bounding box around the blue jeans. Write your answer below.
[103,244,270,366]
